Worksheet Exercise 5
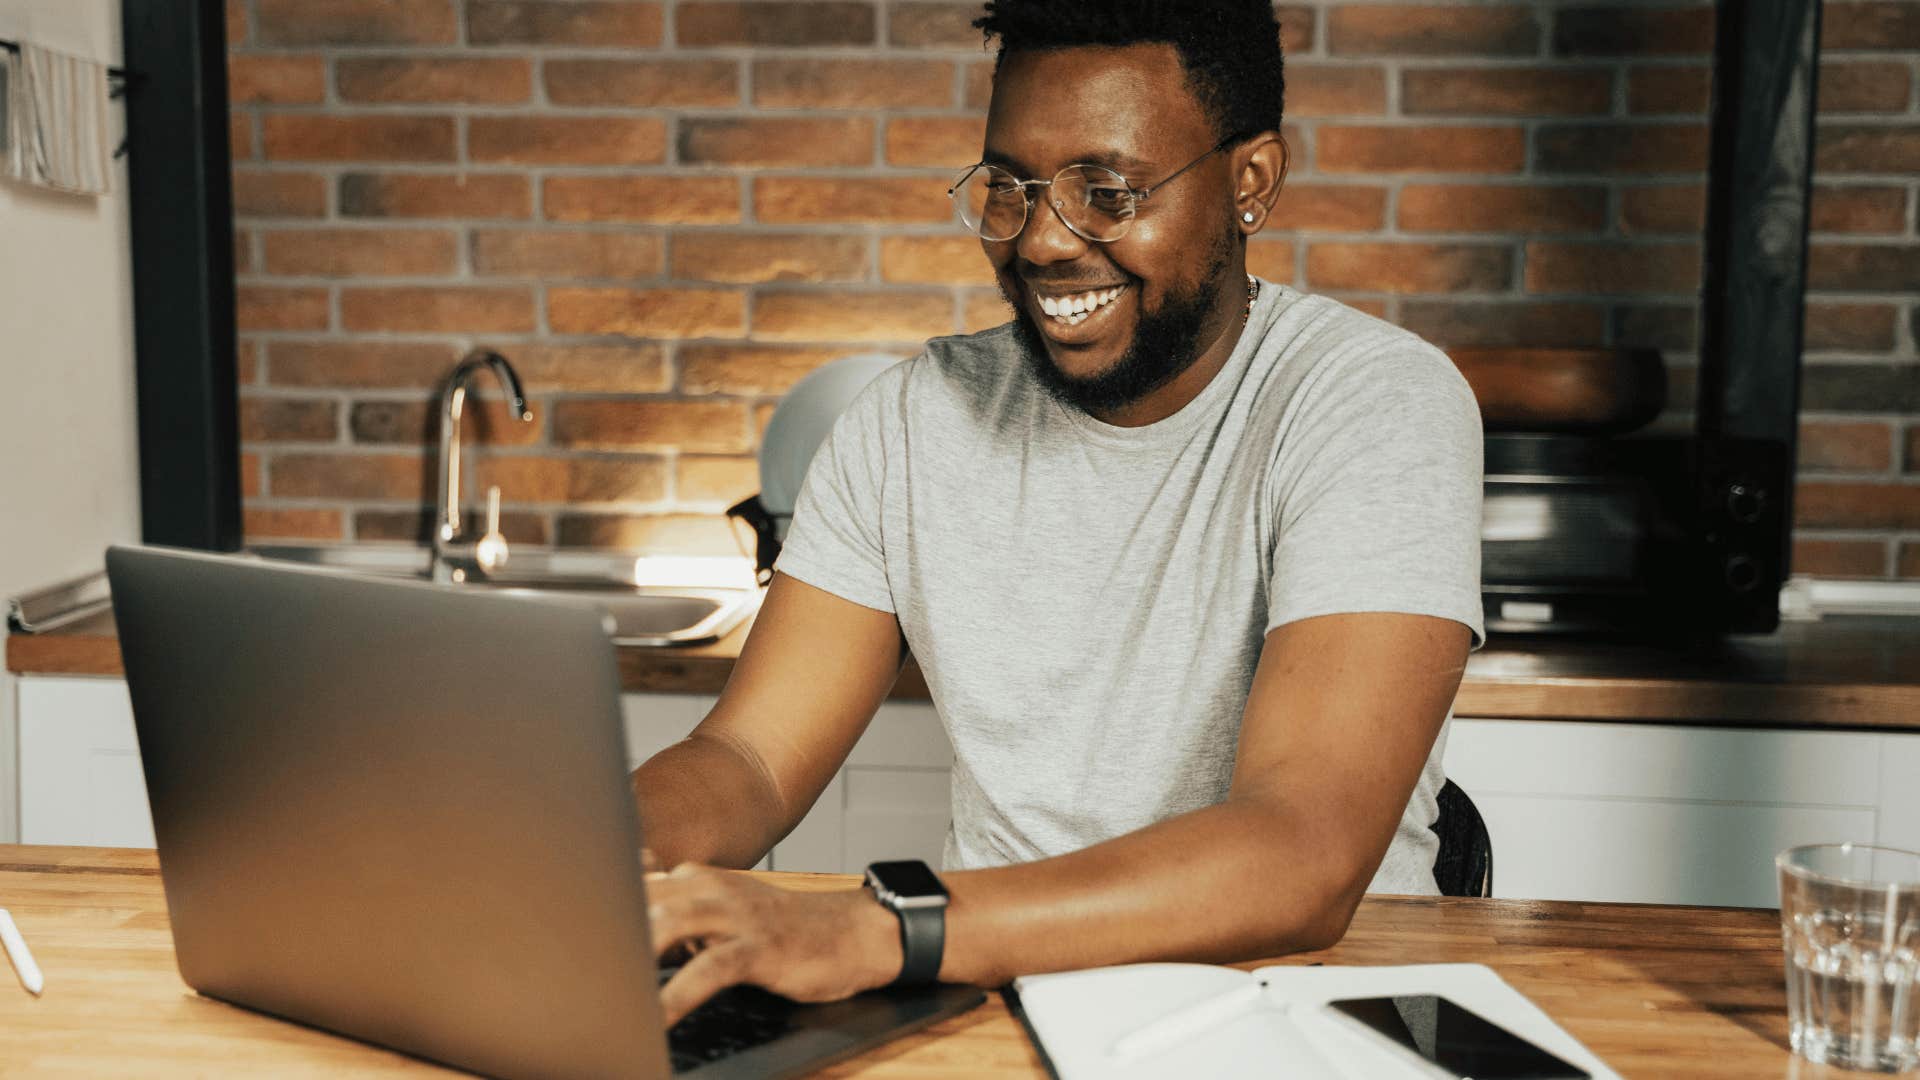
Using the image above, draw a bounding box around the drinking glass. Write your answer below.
[1777,843,1920,1072]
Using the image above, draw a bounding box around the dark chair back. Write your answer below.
[1432,778,1493,898]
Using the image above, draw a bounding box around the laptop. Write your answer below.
[105,544,983,1079]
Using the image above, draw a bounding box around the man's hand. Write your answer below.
[646,864,905,1027]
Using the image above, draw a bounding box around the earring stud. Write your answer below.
[1242,211,1256,224]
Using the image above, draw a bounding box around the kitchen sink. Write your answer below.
[245,544,760,646]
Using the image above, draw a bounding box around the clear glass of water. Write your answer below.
[1777,843,1920,1072]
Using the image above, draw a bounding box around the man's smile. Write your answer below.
[1024,281,1132,344]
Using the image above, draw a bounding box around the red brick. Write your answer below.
[1811,186,1907,234]
[262,228,458,277]
[1613,304,1697,351]
[544,176,740,225]
[1823,2,1920,49]
[263,116,457,163]
[1816,126,1920,176]
[467,1,663,46]
[237,286,330,331]
[545,60,738,107]
[1800,420,1894,472]
[336,58,531,105]
[354,509,548,545]
[1808,245,1920,293]
[477,343,670,393]
[1552,7,1714,55]
[1820,61,1913,113]
[887,2,977,47]
[349,398,542,447]
[228,56,326,105]
[226,0,248,44]
[340,287,536,333]
[1618,185,1705,235]
[1793,538,1887,578]
[471,230,664,279]
[1903,542,1920,579]
[255,0,456,44]
[753,290,951,342]
[472,455,671,506]
[886,117,985,169]
[268,342,461,389]
[676,2,875,46]
[231,114,256,160]
[1804,302,1899,352]
[1399,301,1606,348]
[1795,482,1920,529]
[672,233,868,284]
[552,401,753,452]
[1278,4,1317,53]
[1328,5,1537,55]
[1404,67,1611,116]
[1525,242,1701,295]
[1399,184,1607,234]
[755,177,951,224]
[1307,242,1511,293]
[234,229,256,274]
[962,289,1012,333]
[676,456,759,505]
[233,170,328,218]
[678,345,846,395]
[547,287,746,338]
[1245,240,1297,283]
[240,452,262,498]
[879,236,994,285]
[964,62,993,110]
[235,340,261,385]
[241,397,340,442]
[555,513,736,554]
[469,116,665,165]
[1273,184,1387,232]
[680,118,874,168]
[270,453,424,500]
[245,508,347,542]
[1627,65,1710,115]
[339,173,530,220]
[1287,64,1388,117]
[1536,125,1708,174]
[754,59,952,109]
[1318,125,1525,173]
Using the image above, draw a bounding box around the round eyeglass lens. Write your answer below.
[1050,165,1136,242]
[955,165,1029,242]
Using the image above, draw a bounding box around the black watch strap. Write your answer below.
[893,901,945,986]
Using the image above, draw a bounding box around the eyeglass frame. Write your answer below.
[947,132,1247,244]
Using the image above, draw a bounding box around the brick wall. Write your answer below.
[226,0,1920,578]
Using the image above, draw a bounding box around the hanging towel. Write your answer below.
[4,41,114,196]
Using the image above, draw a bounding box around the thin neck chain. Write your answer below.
[1243,275,1260,323]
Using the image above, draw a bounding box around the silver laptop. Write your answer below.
[106,544,982,1080]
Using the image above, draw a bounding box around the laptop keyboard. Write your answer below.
[661,971,803,1073]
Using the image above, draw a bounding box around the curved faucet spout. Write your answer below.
[435,350,535,575]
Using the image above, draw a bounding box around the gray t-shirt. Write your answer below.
[776,281,1484,895]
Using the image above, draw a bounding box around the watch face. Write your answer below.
[868,860,947,900]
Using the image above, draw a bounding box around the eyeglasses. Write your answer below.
[948,135,1240,244]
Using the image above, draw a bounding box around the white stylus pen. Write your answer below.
[0,909,44,995]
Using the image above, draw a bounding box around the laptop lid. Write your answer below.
[107,545,672,1079]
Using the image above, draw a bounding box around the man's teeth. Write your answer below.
[1038,286,1124,325]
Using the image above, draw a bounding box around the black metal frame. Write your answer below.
[118,0,241,550]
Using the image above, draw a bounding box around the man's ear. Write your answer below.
[1232,132,1290,234]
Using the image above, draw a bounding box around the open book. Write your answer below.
[1008,962,1620,1080]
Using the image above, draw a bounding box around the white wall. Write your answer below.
[0,0,141,842]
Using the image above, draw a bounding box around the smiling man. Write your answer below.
[630,0,1484,1023]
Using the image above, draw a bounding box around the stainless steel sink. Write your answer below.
[245,544,760,646]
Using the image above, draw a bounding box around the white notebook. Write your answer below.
[1009,962,1620,1080]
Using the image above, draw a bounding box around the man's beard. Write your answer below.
[1001,237,1235,416]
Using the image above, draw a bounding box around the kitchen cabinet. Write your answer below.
[16,673,1919,907]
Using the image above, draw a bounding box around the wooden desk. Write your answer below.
[0,846,1813,1078]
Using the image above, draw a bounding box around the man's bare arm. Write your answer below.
[630,572,905,869]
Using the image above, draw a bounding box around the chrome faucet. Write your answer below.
[432,349,534,583]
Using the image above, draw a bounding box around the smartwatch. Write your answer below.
[864,859,948,987]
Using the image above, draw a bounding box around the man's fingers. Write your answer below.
[658,943,751,1028]
[648,883,738,957]
[639,847,662,874]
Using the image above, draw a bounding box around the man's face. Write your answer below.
[981,44,1243,415]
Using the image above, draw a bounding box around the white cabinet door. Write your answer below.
[17,678,153,847]
[773,702,953,874]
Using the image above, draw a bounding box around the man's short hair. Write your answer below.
[973,0,1285,142]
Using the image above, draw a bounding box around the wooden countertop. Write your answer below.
[9,608,1920,729]
[0,845,1801,1078]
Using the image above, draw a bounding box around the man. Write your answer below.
[633,0,1483,1024]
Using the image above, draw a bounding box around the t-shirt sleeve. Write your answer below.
[1265,340,1486,647]
[771,369,901,614]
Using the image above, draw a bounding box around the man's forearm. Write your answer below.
[631,732,789,870]
[936,795,1377,986]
